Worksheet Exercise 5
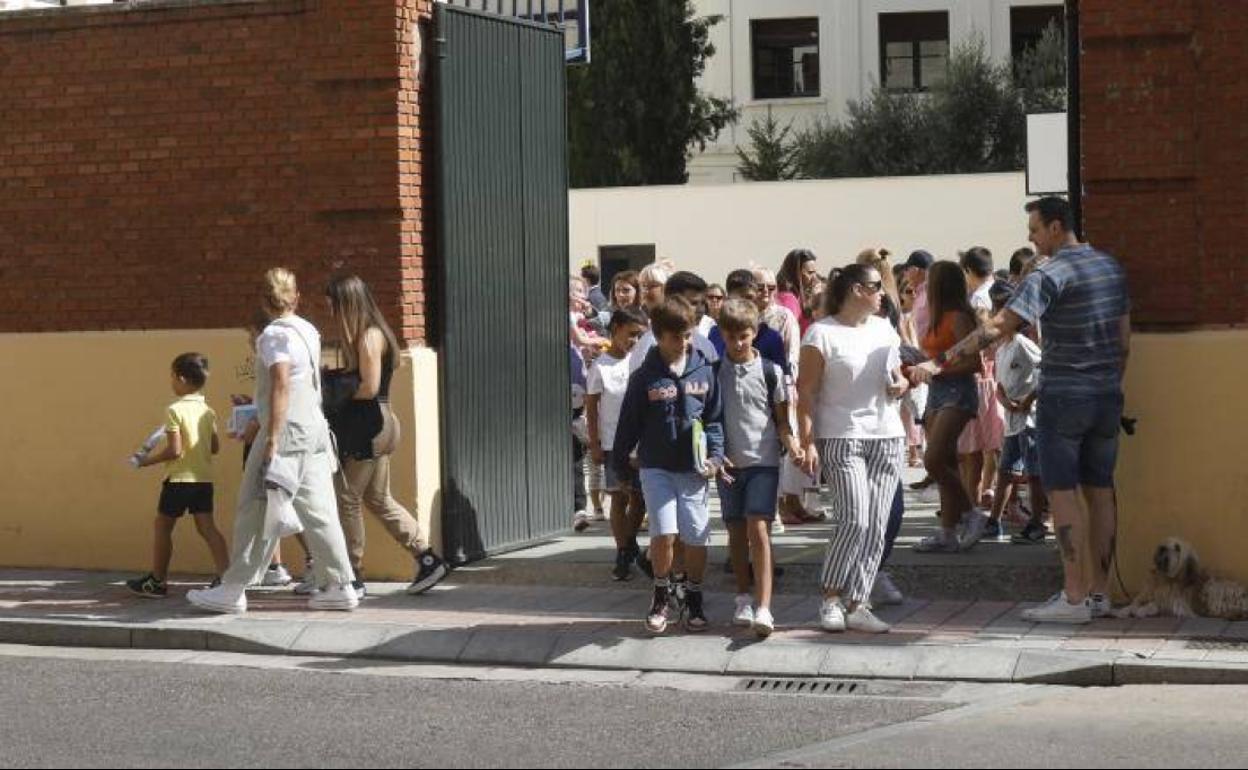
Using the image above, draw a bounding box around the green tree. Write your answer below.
[736,108,798,181]
[1016,19,1068,112]
[567,1,738,188]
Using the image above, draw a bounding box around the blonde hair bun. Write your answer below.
[264,268,299,313]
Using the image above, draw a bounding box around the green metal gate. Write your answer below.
[435,4,571,563]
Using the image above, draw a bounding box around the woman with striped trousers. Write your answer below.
[797,263,909,634]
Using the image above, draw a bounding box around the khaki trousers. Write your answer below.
[335,455,427,575]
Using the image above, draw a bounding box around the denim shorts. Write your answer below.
[999,428,1040,480]
[639,468,711,546]
[924,373,978,420]
[1036,391,1124,490]
[717,465,780,523]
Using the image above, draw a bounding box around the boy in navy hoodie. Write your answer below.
[613,297,725,635]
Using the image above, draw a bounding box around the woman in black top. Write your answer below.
[325,275,447,597]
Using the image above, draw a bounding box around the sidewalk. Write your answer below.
[3,569,1247,687]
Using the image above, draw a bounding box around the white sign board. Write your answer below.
[1026,112,1068,195]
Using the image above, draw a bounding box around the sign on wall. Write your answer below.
[1026,112,1068,195]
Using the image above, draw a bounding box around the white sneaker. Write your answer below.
[1090,593,1112,618]
[819,599,846,633]
[959,509,991,551]
[307,583,360,612]
[573,510,591,533]
[187,583,247,615]
[915,531,960,553]
[870,571,904,606]
[262,564,293,587]
[772,519,786,535]
[733,594,755,627]
[1021,591,1092,624]
[752,607,775,638]
[846,605,891,634]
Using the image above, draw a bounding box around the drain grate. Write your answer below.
[737,678,862,696]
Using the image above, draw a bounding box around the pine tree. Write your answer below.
[736,108,797,181]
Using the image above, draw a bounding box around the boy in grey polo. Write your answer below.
[716,300,802,638]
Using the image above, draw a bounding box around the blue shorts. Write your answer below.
[999,429,1040,480]
[1036,392,1123,491]
[924,373,978,420]
[639,468,711,547]
[717,465,780,523]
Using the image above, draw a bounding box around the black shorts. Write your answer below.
[158,481,214,518]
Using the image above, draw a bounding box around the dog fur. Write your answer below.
[1116,537,1248,620]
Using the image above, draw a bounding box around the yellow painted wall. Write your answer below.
[0,330,441,581]
[1117,330,1248,591]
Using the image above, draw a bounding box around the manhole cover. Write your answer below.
[735,678,947,698]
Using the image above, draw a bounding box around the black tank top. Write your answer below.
[330,348,393,461]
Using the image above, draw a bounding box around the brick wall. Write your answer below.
[1080,0,1247,329]
[0,0,434,343]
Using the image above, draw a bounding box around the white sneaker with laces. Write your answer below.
[187,583,247,615]
[307,583,360,612]
[871,571,904,606]
[262,564,293,587]
[752,607,775,638]
[959,509,991,550]
[1022,591,1092,624]
[733,594,755,627]
[819,599,846,633]
[1090,593,1112,618]
[573,510,592,533]
[846,605,891,634]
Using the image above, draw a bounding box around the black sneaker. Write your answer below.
[351,580,368,600]
[984,519,1003,539]
[407,550,449,595]
[645,585,671,635]
[126,573,166,599]
[634,548,654,579]
[1011,522,1048,545]
[612,549,634,582]
[668,574,688,614]
[684,589,709,633]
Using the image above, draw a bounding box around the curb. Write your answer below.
[4,617,1245,686]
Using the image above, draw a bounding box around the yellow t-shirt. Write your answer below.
[164,394,216,483]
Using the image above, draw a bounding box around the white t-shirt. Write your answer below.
[586,352,631,447]
[802,316,904,440]
[970,278,996,314]
[995,334,1042,436]
[697,314,716,338]
[257,315,321,385]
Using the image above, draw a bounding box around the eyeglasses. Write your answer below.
[858,281,884,294]
[761,284,777,292]
[706,294,725,302]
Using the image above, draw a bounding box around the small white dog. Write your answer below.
[1116,537,1248,620]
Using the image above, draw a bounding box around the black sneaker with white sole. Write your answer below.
[684,589,709,632]
[1011,521,1049,545]
[126,573,167,599]
[351,580,368,600]
[407,550,449,595]
[612,549,634,581]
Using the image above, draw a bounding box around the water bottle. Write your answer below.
[129,427,165,468]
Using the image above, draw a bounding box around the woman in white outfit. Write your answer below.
[797,263,908,634]
[188,268,358,614]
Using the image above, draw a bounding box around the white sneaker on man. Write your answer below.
[262,564,293,587]
[871,571,904,606]
[187,583,247,615]
[819,599,846,633]
[1022,591,1092,624]
[846,605,891,634]
[307,583,360,612]
[733,594,755,627]
[1089,593,1113,618]
[959,509,991,550]
[752,607,775,638]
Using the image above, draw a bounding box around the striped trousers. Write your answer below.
[817,437,905,603]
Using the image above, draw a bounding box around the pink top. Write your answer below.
[777,290,810,334]
[910,277,930,342]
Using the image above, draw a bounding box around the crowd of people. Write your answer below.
[569,196,1133,635]
[125,269,449,613]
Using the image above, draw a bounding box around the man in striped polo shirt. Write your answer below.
[910,196,1131,624]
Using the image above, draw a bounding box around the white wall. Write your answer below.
[571,172,1032,282]
[690,0,1063,185]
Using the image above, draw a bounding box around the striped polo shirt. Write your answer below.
[1006,244,1130,396]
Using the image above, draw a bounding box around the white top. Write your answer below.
[970,278,996,313]
[257,315,320,385]
[802,315,904,440]
[586,352,631,447]
[995,334,1042,435]
[697,314,717,338]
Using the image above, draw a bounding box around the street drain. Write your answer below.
[739,678,863,696]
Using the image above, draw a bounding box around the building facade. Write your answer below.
[690,0,1064,184]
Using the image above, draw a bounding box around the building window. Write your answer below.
[1010,5,1065,69]
[879,12,950,93]
[751,18,820,100]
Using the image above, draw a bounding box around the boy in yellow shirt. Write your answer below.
[127,353,230,598]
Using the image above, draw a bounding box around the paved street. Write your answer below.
[1,646,1246,769]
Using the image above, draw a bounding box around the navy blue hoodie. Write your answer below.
[611,345,724,477]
